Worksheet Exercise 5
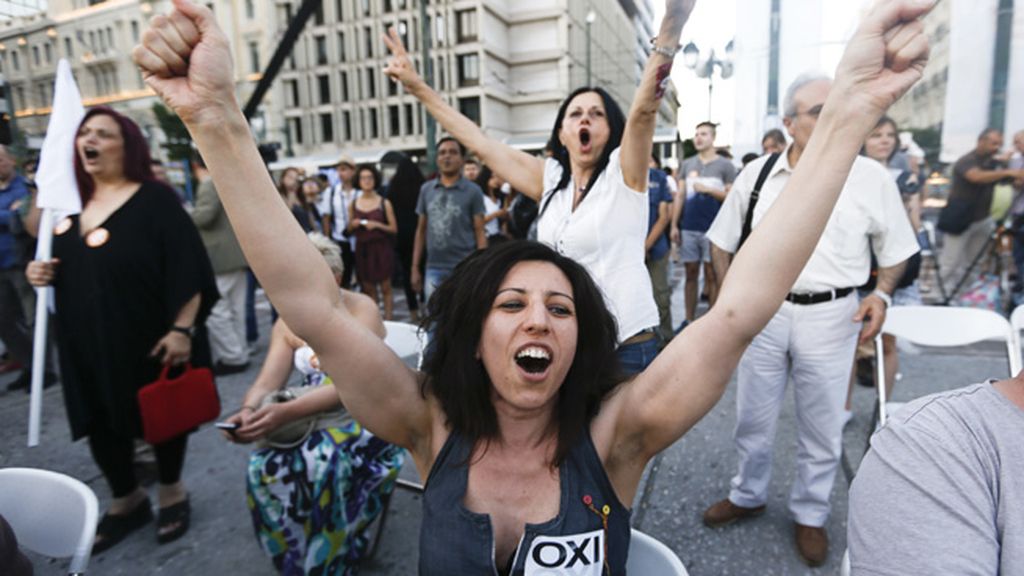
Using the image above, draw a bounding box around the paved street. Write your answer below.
[0,260,1015,575]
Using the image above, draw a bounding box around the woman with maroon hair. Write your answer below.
[25,106,219,552]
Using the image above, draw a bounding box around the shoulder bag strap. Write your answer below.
[738,152,781,251]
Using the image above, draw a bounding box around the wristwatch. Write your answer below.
[170,325,195,338]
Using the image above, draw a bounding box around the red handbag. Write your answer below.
[137,363,220,444]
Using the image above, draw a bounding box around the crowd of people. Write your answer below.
[2,0,1022,574]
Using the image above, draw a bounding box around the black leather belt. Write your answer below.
[785,287,855,305]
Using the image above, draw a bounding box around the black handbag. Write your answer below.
[937,197,974,234]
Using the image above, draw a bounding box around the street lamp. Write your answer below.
[585,10,596,86]
[682,40,734,120]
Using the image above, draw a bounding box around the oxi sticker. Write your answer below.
[524,529,604,575]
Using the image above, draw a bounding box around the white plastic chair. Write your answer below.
[626,529,689,575]
[873,305,1022,427]
[383,320,425,370]
[1009,304,1024,354]
[0,467,99,575]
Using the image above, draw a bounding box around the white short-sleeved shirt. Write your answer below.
[483,194,502,237]
[317,185,360,248]
[539,148,659,343]
[706,148,919,293]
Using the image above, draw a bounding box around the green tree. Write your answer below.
[152,103,191,161]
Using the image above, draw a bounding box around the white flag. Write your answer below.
[35,58,84,213]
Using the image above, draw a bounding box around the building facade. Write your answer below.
[0,0,676,167]
[0,0,270,153]
[267,0,677,165]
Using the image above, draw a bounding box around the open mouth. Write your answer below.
[515,346,552,375]
[83,147,99,160]
[579,128,591,147]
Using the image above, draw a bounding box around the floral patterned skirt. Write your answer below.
[247,420,405,575]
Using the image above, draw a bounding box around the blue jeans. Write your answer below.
[424,267,452,302]
[616,334,660,376]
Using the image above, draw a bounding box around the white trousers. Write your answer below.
[728,294,860,527]
[207,269,249,365]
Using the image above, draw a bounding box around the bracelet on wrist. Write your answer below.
[241,405,257,413]
[871,289,892,308]
[649,36,682,58]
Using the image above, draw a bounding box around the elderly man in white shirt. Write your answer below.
[701,73,919,567]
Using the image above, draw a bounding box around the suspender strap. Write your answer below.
[738,152,781,250]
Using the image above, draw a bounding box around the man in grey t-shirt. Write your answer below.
[848,378,1024,575]
[413,137,486,300]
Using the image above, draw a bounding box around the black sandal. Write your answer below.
[157,496,190,544]
[93,497,153,554]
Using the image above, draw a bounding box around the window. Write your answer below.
[106,27,113,48]
[363,25,373,58]
[314,1,324,26]
[248,41,260,74]
[44,43,51,64]
[342,110,352,140]
[387,70,398,96]
[456,9,477,42]
[32,46,39,67]
[320,113,334,142]
[436,55,445,90]
[245,0,254,19]
[15,86,25,110]
[11,51,19,72]
[0,54,4,73]
[285,79,300,107]
[369,108,379,138]
[405,103,414,135]
[336,0,344,20]
[131,21,139,43]
[65,37,73,57]
[281,3,293,27]
[399,19,410,47]
[457,53,479,86]
[89,31,96,50]
[435,14,445,43]
[37,83,48,105]
[337,31,346,61]
[290,117,304,144]
[458,96,480,126]
[340,71,349,101]
[365,67,376,98]
[317,74,330,104]
[360,0,370,16]
[383,0,392,12]
[389,104,400,136]
[315,36,328,66]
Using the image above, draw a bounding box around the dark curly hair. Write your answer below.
[421,240,623,467]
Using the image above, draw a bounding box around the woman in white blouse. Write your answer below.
[379,7,692,373]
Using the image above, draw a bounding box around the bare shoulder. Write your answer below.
[341,289,385,337]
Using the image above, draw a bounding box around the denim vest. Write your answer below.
[419,430,631,575]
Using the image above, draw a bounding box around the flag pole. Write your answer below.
[27,58,84,447]
[27,209,55,447]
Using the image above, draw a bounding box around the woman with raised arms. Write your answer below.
[132,0,931,572]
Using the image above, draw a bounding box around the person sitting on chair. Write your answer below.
[848,375,1024,574]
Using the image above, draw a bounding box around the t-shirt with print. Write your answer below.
[848,381,1024,575]
[415,177,485,270]
[950,150,1002,223]
[647,168,673,261]
[680,155,737,232]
